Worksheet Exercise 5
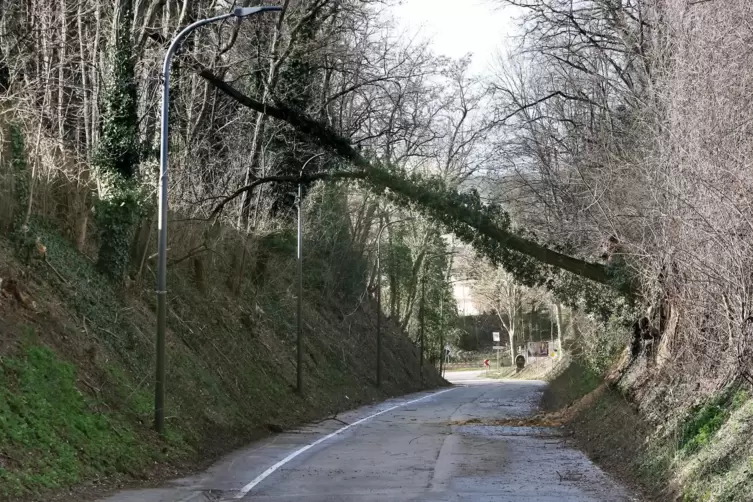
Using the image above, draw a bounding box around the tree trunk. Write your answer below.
[0,4,10,231]
[508,325,515,366]
[554,303,564,352]
[130,211,154,273]
[238,0,290,230]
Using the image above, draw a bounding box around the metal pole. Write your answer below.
[376,241,382,386]
[439,294,444,377]
[375,217,413,388]
[420,274,425,382]
[416,251,454,380]
[295,153,325,394]
[155,7,281,436]
[296,182,303,393]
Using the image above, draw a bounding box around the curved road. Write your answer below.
[104,373,636,502]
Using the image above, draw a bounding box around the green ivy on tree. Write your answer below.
[10,124,29,226]
[93,0,144,282]
[360,168,638,321]
[267,4,327,216]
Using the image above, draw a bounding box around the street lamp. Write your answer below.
[375,217,414,387]
[418,251,455,383]
[155,5,282,436]
[295,153,325,395]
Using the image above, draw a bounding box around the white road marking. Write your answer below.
[229,387,456,499]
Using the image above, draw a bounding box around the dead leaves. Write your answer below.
[449,415,564,428]
[0,276,38,311]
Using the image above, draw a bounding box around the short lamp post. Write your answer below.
[418,251,455,384]
[295,153,325,395]
[375,217,413,387]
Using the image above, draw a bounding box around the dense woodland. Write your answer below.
[1,0,752,445]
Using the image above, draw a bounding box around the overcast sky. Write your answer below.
[389,0,523,76]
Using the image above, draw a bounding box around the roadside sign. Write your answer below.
[492,331,500,342]
[492,345,504,350]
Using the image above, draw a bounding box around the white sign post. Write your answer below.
[492,332,501,369]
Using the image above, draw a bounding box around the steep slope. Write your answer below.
[0,221,445,500]
[534,346,753,502]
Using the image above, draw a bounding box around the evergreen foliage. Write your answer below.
[95,1,138,181]
[9,124,29,226]
[93,0,144,282]
[361,167,636,318]
[267,7,327,216]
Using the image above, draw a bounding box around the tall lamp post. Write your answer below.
[295,153,325,394]
[155,6,282,435]
[375,217,413,387]
[419,272,425,382]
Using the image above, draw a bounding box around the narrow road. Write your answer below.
[103,374,636,502]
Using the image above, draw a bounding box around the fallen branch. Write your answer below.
[168,243,208,267]
[314,415,350,426]
[148,247,171,261]
[44,257,68,284]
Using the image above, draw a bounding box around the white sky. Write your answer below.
[388,1,525,316]
[389,0,523,76]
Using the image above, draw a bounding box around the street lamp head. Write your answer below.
[233,6,283,18]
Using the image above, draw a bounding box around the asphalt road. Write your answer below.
[103,373,636,502]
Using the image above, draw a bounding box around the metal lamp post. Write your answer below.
[440,276,470,378]
[375,217,413,387]
[419,273,425,382]
[438,294,444,377]
[295,153,325,394]
[155,5,282,435]
[418,251,456,383]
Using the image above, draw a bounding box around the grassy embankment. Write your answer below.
[0,220,444,500]
[541,352,753,501]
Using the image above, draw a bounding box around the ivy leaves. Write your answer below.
[93,0,144,282]
[358,166,637,320]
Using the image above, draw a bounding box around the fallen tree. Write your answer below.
[198,66,629,294]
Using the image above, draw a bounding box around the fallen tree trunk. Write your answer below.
[197,66,615,291]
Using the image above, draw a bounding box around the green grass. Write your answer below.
[680,388,748,454]
[636,440,674,490]
[537,356,601,411]
[0,343,168,497]
[631,386,753,502]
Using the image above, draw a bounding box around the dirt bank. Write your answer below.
[0,225,445,501]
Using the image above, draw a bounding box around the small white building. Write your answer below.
[452,279,478,316]
[442,233,479,316]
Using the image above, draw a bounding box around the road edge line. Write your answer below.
[229,387,456,499]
